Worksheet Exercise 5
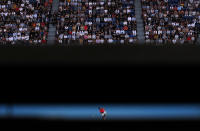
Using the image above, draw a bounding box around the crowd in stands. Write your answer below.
[1,0,200,45]
[55,0,137,44]
[0,0,52,45]
[142,0,200,44]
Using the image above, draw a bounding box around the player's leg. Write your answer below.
[102,112,106,120]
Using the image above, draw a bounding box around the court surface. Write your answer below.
[0,104,200,120]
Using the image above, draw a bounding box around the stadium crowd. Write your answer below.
[55,0,137,44]
[0,0,200,45]
[0,0,52,45]
[142,0,200,44]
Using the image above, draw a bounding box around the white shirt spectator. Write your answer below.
[108,39,113,43]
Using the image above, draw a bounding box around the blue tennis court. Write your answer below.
[0,104,200,120]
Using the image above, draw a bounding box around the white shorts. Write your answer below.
[101,111,107,117]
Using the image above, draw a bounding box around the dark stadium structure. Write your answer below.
[0,0,199,45]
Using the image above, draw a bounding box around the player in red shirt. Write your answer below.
[98,107,107,120]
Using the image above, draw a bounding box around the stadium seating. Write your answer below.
[0,0,52,45]
[142,0,200,44]
[55,0,137,44]
[0,0,199,45]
